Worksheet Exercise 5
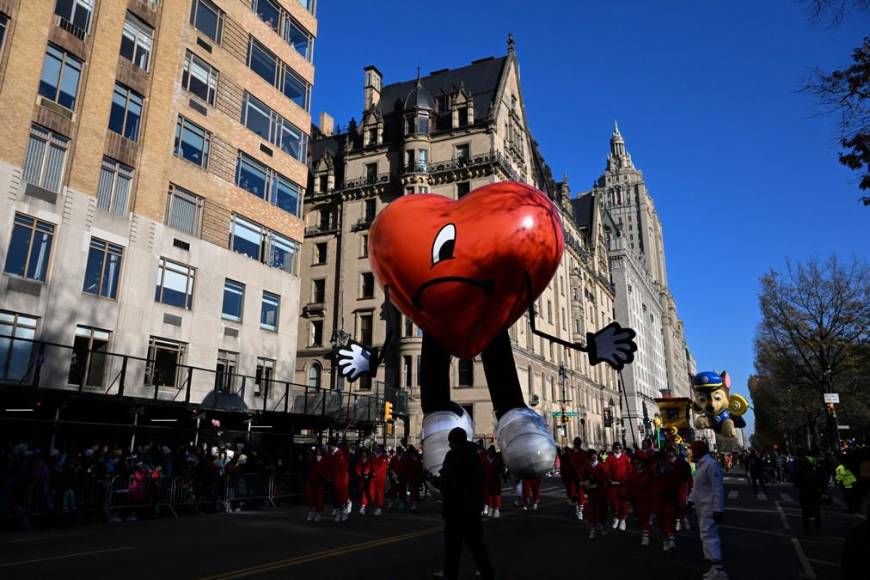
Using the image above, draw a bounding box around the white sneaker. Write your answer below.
[683,517,691,531]
[641,534,649,547]
[619,518,626,531]
[334,511,341,522]
[493,508,500,518]
[668,537,677,551]
[675,518,682,532]
[702,566,728,580]
[578,507,584,521]
[111,516,123,523]
[306,511,314,522]
[359,505,366,515]
[482,506,490,517]
[313,513,321,522]
[662,540,670,553]
[532,502,539,511]
[612,518,620,529]
[346,500,352,513]
[496,408,557,478]
[421,408,474,478]
[589,526,598,540]
[126,515,137,522]
[340,510,349,522]
[411,502,417,513]
[373,508,382,516]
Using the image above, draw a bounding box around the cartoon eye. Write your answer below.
[714,395,723,401]
[432,224,455,265]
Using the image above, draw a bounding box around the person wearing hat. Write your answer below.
[433,427,495,580]
[688,440,728,579]
[605,442,632,531]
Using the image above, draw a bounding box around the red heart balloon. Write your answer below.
[369,181,564,358]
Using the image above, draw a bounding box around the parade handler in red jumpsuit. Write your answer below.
[606,442,632,530]
[305,446,326,522]
[482,445,503,517]
[583,449,610,540]
[369,445,389,516]
[325,439,350,522]
[627,453,654,546]
[354,448,373,515]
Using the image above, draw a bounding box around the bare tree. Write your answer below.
[751,255,870,448]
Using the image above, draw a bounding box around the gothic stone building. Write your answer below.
[296,40,621,448]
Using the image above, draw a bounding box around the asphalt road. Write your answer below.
[0,471,858,580]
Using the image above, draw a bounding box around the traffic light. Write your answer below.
[384,401,393,422]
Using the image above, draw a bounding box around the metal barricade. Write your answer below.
[223,474,276,512]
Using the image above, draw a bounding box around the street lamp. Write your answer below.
[608,398,615,445]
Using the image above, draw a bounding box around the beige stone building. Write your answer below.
[589,124,696,436]
[296,38,622,449]
[0,0,316,408]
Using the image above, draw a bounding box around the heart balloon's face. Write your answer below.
[369,181,564,358]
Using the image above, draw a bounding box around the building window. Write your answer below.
[312,279,325,303]
[54,0,93,35]
[190,0,222,42]
[229,215,299,273]
[109,84,144,142]
[297,0,315,13]
[457,182,470,198]
[416,356,423,387]
[360,272,374,298]
[0,14,8,53]
[145,337,186,387]
[458,358,474,387]
[318,174,328,193]
[39,44,82,110]
[68,325,109,388]
[283,67,310,111]
[357,313,373,346]
[260,291,280,331]
[308,362,321,388]
[285,17,312,61]
[248,38,278,85]
[255,357,274,396]
[155,257,195,309]
[165,185,203,236]
[222,279,245,322]
[23,125,69,193]
[547,300,553,324]
[360,234,369,258]
[310,320,323,346]
[4,213,54,282]
[96,158,133,216]
[241,93,271,142]
[120,12,153,71]
[417,149,428,171]
[216,350,237,392]
[416,115,429,135]
[364,198,376,221]
[182,52,219,105]
[403,317,413,337]
[455,144,469,161]
[365,163,377,184]
[174,116,210,167]
[314,242,327,265]
[0,311,38,381]
[82,238,123,299]
[236,152,302,216]
[252,0,280,31]
[458,107,468,127]
[403,355,412,388]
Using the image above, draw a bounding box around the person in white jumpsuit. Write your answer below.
[689,440,728,580]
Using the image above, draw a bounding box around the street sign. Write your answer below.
[837,425,850,430]
[551,411,578,417]
[823,393,840,404]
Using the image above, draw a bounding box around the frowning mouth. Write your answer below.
[412,277,495,311]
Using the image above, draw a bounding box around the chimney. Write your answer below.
[319,112,334,137]
[363,65,382,111]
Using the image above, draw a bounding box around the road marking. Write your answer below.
[719,524,785,538]
[779,493,793,502]
[727,490,738,499]
[202,526,443,579]
[790,537,816,579]
[1,531,93,545]
[807,558,840,568]
[725,507,778,514]
[0,546,135,568]
[775,501,791,531]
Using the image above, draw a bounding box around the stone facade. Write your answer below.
[296,40,621,449]
[0,0,316,408]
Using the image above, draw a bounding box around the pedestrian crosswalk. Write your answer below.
[726,490,794,502]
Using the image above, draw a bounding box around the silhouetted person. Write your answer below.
[434,428,495,580]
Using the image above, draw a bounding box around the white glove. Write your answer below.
[336,341,372,382]
[586,322,637,370]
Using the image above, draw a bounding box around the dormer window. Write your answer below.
[368,127,377,145]
[458,107,468,127]
[318,174,328,193]
[416,115,429,135]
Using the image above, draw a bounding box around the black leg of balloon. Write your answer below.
[419,332,454,414]
[481,329,526,420]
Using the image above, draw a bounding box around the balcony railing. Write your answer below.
[0,338,393,424]
[55,15,87,40]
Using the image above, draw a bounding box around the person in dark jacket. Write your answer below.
[434,428,495,580]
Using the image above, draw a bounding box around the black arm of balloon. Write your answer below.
[366,286,401,375]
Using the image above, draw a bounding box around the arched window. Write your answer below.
[308,363,321,389]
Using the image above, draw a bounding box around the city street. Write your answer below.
[0,470,857,580]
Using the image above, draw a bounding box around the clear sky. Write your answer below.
[311,0,870,437]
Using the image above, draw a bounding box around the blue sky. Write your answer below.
[311,1,870,437]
